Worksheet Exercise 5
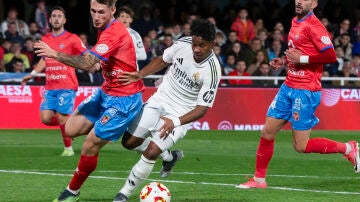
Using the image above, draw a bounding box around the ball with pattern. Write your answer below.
[139,182,171,202]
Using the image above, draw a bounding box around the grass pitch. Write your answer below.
[0,130,360,202]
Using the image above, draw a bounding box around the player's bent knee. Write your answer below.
[121,131,142,150]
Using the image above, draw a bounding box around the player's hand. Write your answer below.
[269,58,284,70]
[158,116,175,139]
[88,63,100,73]
[285,48,302,64]
[34,40,57,58]
[118,71,142,85]
[21,74,33,85]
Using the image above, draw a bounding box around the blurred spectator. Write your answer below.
[215,32,226,47]
[171,23,182,41]
[247,50,269,75]
[138,35,154,70]
[273,21,287,43]
[265,29,287,51]
[34,0,49,35]
[353,19,360,43]
[228,60,252,86]
[154,33,173,58]
[267,40,283,62]
[321,17,334,39]
[78,33,92,49]
[334,61,357,86]
[132,5,161,37]
[21,37,39,71]
[4,22,25,46]
[333,19,354,43]
[334,33,352,61]
[1,39,11,53]
[6,57,24,73]
[223,54,236,75]
[213,44,224,67]
[230,7,255,45]
[350,54,360,77]
[252,62,273,87]
[243,38,266,67]
[1,7,29,38]
[254,18,267,35]
[181,23,191,37]
[225,41,244,62]
[28,21,43,40]
[257,29,268,48]
[3,41,30,71]
[221,30,240,54]
[324,45,345,76]
[0,42,4,72]
[208,16,227,46]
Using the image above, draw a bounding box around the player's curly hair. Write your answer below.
[190,19,216,42]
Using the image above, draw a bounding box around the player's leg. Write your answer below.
[40,90,58,125]
[56,90,77,156]
[53,129,108,202]
[237,84,291,189]
[292,88,359,172]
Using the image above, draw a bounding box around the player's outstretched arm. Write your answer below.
[34,40,100,71]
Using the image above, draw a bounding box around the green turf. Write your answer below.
[1,130,360,202]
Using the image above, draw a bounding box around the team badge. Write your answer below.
[321,36,331,45]
[59,43,65,49]
[295,34,299,40]
[293,111,300,121]
[96,44,109,53]
[100,115,110,124]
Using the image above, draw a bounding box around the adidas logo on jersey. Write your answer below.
[177,58,183,65]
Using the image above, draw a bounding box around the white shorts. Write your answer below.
[127,101,190,151]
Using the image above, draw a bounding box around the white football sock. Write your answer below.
[119,155,155,197]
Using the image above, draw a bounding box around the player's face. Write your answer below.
[295,0,318,18]
[49,10,66,30]
[192,36,214,63]
[90,0,115,29]
[118,12,132,28]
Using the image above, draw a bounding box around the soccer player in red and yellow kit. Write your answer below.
[33,1,144,201]
[237,0,359,189]
[22,6,86,157]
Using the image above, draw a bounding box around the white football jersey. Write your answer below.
[129,27,147,61]
[149,36,222,116]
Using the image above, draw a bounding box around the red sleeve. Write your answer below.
[309,48,336,64]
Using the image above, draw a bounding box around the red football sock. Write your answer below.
[304,137,346,154]
[69,155,98,191]
[254,137,274,178]
[60,124,72,147]
[48,114,59,126]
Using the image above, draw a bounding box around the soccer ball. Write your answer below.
[139,182,171,202]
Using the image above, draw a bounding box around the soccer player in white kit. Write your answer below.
[113,19,222,202]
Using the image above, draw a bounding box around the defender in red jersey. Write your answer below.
[237,0,359,189]
[32,1,144,201]
[22,6,86,157]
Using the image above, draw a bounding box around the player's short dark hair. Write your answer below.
[96,0,117,7]
[190,19,216,42]
[50,6,66,17]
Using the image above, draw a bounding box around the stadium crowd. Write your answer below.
[1,0,360,87]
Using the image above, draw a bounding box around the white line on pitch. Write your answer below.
[19,169,360,180]
[0,169,360,195]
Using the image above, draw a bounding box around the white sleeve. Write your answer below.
[197,59,221,107]
[162,41,183,64]
[129,28,147,61]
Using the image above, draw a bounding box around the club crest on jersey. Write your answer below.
[321,36,331,45]
[59,43,65,49]
[192,72,200,84]
[295,34,299,40]
[101,115,110,124]
[96,44,109,53]
[293,111,300,121]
